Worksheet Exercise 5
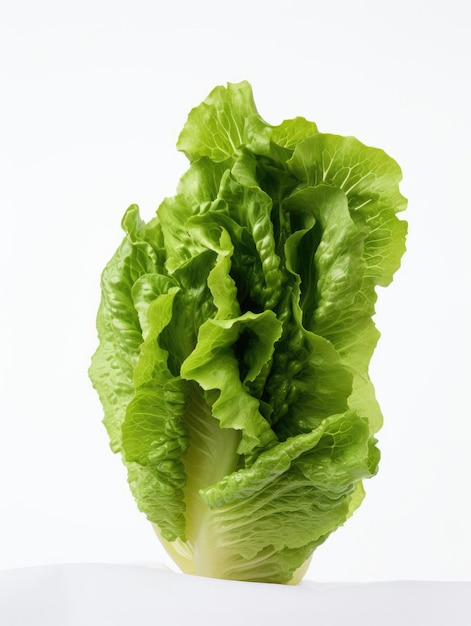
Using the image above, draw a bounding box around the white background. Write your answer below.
[1,0,470,583]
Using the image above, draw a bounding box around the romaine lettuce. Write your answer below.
[89,81,407,584]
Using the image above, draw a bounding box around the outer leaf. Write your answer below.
[195,411,377,583]
[89,205,159,451]
[177,81,259,162]
[287,133,407,287]
[121,290,188,541]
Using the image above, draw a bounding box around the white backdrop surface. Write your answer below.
[1,0,470,584]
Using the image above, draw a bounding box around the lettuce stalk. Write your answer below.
[89,81,407,584]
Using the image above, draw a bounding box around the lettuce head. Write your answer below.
[89,81,407,584]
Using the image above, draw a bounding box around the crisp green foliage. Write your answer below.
[89,81,407,584]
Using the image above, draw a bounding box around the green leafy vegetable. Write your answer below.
[89,81,407,584]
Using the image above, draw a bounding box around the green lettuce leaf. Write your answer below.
[89,80,407,584]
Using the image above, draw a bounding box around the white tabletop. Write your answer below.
[1,563,470,626]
